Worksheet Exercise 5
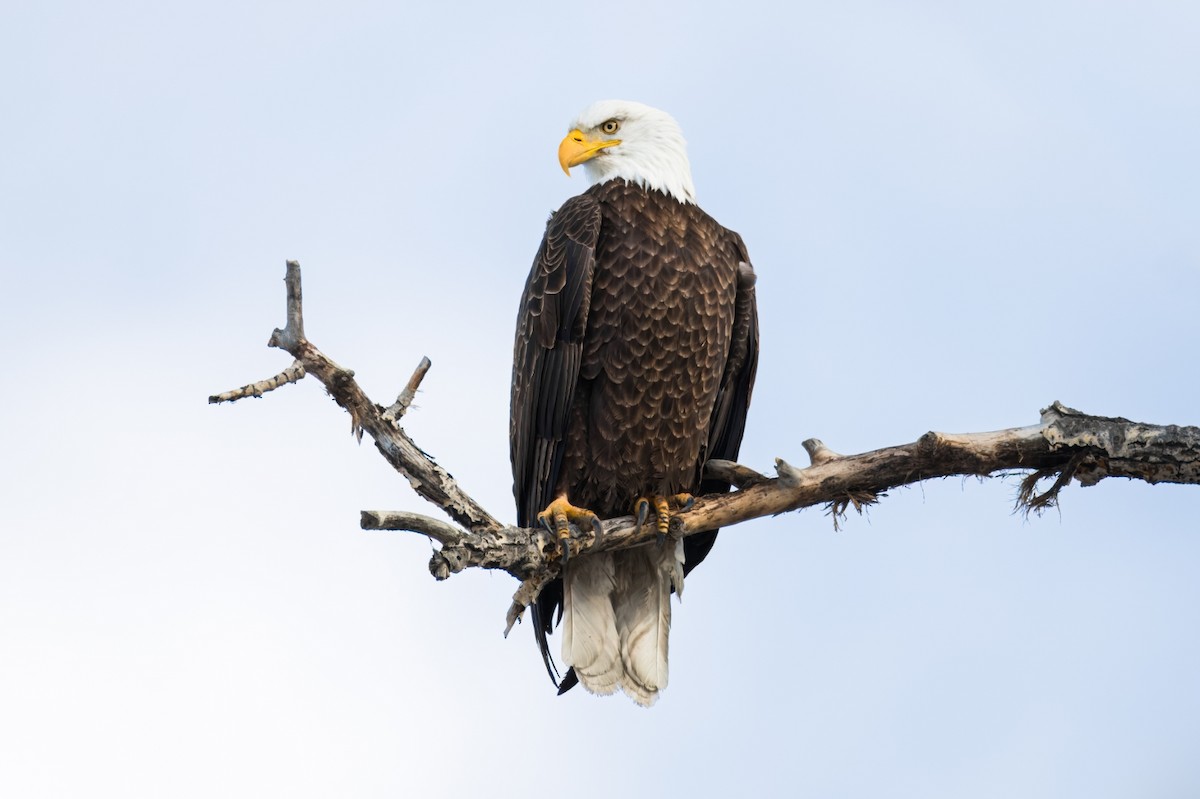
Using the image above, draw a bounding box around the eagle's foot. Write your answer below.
[537,495,603,566]
[634,493,695,545]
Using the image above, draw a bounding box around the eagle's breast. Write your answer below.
[563,181,740,516]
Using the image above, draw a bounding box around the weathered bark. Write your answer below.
[212,262,1200,630]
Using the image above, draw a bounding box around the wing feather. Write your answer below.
[510,196,602,686]
[685,235,760,576]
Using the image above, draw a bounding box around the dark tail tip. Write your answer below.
[556,668,580,696]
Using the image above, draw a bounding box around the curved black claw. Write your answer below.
[560,539,570,567]
[656,530,666,547]
[680,496,695,512]
[635,499,649,534]
[591,516,604,547]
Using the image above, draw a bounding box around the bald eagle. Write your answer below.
[511,100,759,706]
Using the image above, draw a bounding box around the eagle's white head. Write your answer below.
[558,100,696,205]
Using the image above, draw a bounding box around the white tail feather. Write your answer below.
[563,541,685,706]
[561,552,621,695]
[615,540,685,707]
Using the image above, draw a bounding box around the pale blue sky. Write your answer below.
[2,1,1198,796]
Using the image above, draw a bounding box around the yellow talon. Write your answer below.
[633,493,695,545]
[671,493,695,512]
[537,495,603,565]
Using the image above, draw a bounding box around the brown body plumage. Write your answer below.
[510,177,758,702]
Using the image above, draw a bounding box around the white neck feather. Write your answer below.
[572,100,697,205]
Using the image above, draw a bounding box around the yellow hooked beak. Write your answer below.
[558,129,621,175]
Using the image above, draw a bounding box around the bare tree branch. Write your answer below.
[704,459,768,489]
[209,360,306,403]
[214,261,501,534]
[382,357,431,423]
[213,262,1200,630]
[360,510,464,545]
[408,404,1200,586]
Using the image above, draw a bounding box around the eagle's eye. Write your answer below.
[601,119,621,135]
